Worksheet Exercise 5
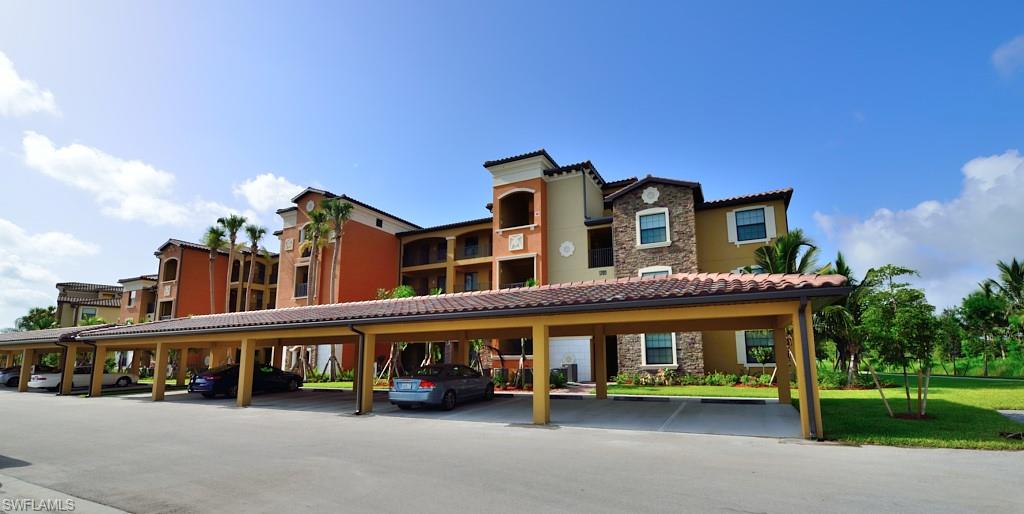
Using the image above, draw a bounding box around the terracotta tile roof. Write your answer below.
[83,273,848,340]
[0,325,113,346]
[118,274,158,284]
[543,160,607,185]
[55,282,123,293]
[602,177,638,189]
[483,149,558,168]
[56,296,122,308]
[156,239,280,258]
[697,188,794,210]
[603,175,705,204]
[287,188,422,229]
[396,217,493,237]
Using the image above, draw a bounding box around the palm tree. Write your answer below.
[300,209,330,306]
[201,226,227,314]
[15,306,58,331]
[984,258,1024,344]
[813,252,875,386]
[321,198,354,303]
[242,224,267,311]
[217,214,247,313]
[750,228,830,274]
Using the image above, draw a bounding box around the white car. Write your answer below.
[28,366,138,391]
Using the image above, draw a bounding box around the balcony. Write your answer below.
[459,281,491,293]
[501,282,528,289]
[457,245,491,259]
[589,248,614,268]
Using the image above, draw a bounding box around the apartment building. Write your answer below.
[54,282,123,327]
[117,274,158,324]
[272,149,793,377]
[153,239,279,320]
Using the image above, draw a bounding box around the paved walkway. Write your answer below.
[1,389,1021,513]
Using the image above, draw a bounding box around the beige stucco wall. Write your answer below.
[546,174,613,283]
[695,199,789,273]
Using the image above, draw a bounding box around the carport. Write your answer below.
[78,273,847,439]
[0,325,110,394]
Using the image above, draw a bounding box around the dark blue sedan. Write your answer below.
[189,364,303,398]
[389,364,494,410]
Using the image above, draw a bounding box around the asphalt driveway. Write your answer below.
[0,389,1021,513]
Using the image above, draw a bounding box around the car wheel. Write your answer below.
[483,383,495,401]
[228,385,238,398]
[397,404,414,410]
[5,377,17,387]
[287,379,299,392]
[201,392,215,399]
[441,390,456,411]
[116,377,131,387]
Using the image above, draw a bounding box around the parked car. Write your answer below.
[188,364,303,399]
[389,364,494,410]
[28,366,137,391]
[1,366,21,387]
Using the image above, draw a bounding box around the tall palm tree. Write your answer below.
[985,258,1024,343]
[813,252,874,386]
[242,224,267,311]
[300,209,330,306]
[321,198,354,304]
[750,228,830,274]
[217,214,247,313]
[201,226,227,314]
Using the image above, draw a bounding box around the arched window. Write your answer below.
[498,190,534,229]
[161,258,178,281]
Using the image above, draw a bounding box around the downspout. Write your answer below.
[797,296,819,440]
[82,340,99,398]
[349,324,368,415]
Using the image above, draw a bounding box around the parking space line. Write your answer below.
[657,400,689,432]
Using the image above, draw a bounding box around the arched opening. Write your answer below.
[499,190,533,229]
[254,262,267,283]
[231,260,242,282]
[402,237,447,267]
[161,258,178,282]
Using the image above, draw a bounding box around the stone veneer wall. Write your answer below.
[611,183,705,375]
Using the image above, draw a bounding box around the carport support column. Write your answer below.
[236,339,256,407]
[532,323,550,425]
[357,332,376,414]
[89,345,108,397]
[773,327,791,404]
[152,343,169,401]
[592,325,608,399]
[271,343,283,369]
[60,344,78,395]
[454,334,470,366]
[128,350,141,376]
[17,349,35,392]
[791,304,823,440]
[176,348,190,386]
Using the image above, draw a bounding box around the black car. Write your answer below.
[188,364,303,398]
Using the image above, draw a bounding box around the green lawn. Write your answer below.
[606,375,1024,450]
[301,381,354,389]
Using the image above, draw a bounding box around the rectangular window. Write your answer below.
[295,265,309,298]
[127,290,138,307]
[744,330,776,364]
[643,333,674,365]
[638,212,668,245]
[81,307,97,321]
[463,236,479,257]
[464,272,477,291]
[641,270,670,278]
[735,208,767,241]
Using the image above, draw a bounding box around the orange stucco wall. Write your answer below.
[335,219,400,302]
[492,177,548,285]
[174,247,231,317]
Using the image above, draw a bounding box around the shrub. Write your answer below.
[492,373,508,389]
[739,374,757,386]
[816,364,843,389]
[662,369,680,386]
[636,371,655,386]
[679,373,704,386]
[550,369,567,389]
[704,372,738,386]
[757,373,773,386]
[613,371,635,385]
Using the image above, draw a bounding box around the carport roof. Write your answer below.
[81,273,848,340]
[0,325,113,346]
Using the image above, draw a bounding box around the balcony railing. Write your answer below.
[501,282,528,289]
[402,253,447,267]
[457,246,491,259]
[460,281,491,293]
[589,248,614,268]
[294,283,308,298]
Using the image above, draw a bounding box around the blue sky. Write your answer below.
[1,1,1022,326]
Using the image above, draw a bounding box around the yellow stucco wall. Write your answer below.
[694,199,789,273]
[546,174,614,283]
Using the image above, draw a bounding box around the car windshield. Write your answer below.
[413,366,445,377]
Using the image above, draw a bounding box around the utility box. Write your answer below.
[562,364,579,383]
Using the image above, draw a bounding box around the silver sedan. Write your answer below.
[389,364,495,410]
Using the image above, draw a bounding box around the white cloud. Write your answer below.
[22,131,251,227]
[815,150,1024,308]
[0,51,58,117]
[0,218,99,326]
[234,173,303,212]
[993,34,1024,76]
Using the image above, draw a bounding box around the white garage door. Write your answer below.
[548,337,592,382]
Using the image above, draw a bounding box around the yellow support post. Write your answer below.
[271,344,283,369]
[804,305,824,438]
[128,350,141,376]
[176,348,190,386]
[773,327,791,404]
[454,335,470,366]
[17,349,34,392]
[236,339,256,407]
[445,236,455,293]
[532,323,550,425]
[593,325,608,400]
[89,345,108,397]
[152,343,169,401]
[791,305,824,439]
[358,332,377,414]
[60,344,78,395]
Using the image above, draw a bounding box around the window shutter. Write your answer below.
[726,211,737,243]
[764,207,777,239]
[735,331,747,365]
